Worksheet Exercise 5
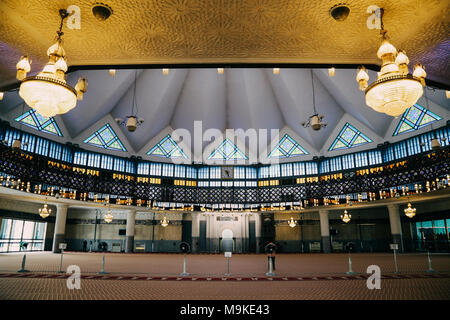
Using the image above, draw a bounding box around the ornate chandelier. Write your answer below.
[340,210,351,223]
[288,217,297,228]
[160,216,169,227]
[356,9,425,117]
[17,9,87,117]
[404,203,416,218]
[104,209,113,223]
[39,201,52,218]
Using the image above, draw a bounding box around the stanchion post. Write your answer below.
[17,253,30,273]
[426,250,435,273]
[346,252,357,275]
[224,252,232,276]
[180,253,190,276]
[58,249,64,273]
[265,257,275,276]
[98,254,108,274]
[393,248,399,273]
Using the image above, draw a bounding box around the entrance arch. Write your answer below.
[220,228,234,252]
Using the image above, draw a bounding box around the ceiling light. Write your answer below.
[92,3,113,21]
[160,216,169,227]
[104,209,113,223]
[273,68,280,75]
[115,71,144,131]
[328,67,336,77]
[162,68,169,75]
[39,201,52,218]
[288,217,297,228]
[330,3,350,21]
[302,70,327,130]
[17,9,87,117]
[404,203,416,218]
[340,210,351,223]
[357,9,424,117]
[217,68,224,74]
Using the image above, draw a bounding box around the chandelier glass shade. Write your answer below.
[17,9,87,118]
[39,202,51,219]
[340,210,351,223]
[357,13,426,117]
[404,203,416,218]
[160,216,169,227]
[104,209,113,223]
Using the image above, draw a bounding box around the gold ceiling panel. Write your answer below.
[0,0,448,87]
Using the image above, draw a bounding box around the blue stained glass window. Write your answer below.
[393,104,442,136]
[15,109,63,137]
[84,124,127,151]
[329,123,372,151]
[147,135,187,159]
[268,134,308,158]
[208,139,248,160]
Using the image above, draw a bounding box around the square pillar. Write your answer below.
[319,209,331,253]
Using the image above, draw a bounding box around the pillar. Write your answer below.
[125,210,136,253]
[52,204,68,253]
[319,209,331,253]
[254,213,262,253]
[191,212,200,253]
[387,204,403,252]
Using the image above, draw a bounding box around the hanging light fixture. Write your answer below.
[39,201,52,218]
[356,8,425,117]
[288,217,297,228]
[340,210,351,223]
[115,70,144,132]
[18,9,87,117]
[404,203,416,218]
[160,216,169,227]
[104,209,113,223]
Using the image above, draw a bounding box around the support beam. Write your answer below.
[125,210,136,253]
[52,204,68,253]
[387,204,403,252]
[319,209,331,253]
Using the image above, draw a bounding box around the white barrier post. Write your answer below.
[346,252,357,275]
[58,249,64,273]
[426,250,435,273]
[266,257,275,276]
[98,254,108,274]
[180,254,190,276]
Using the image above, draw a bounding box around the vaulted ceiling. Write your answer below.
[1,67,449,160]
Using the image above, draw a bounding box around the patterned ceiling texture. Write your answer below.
[0,0,449,88]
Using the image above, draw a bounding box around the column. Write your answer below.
[52,204,68,253]
[244,213,249,252]
[125,210,136,253]
[206,214,212,252]
[254,213,262,253]
[319,209,331,253]
[387,204,403,252]
[191,212,200,253]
